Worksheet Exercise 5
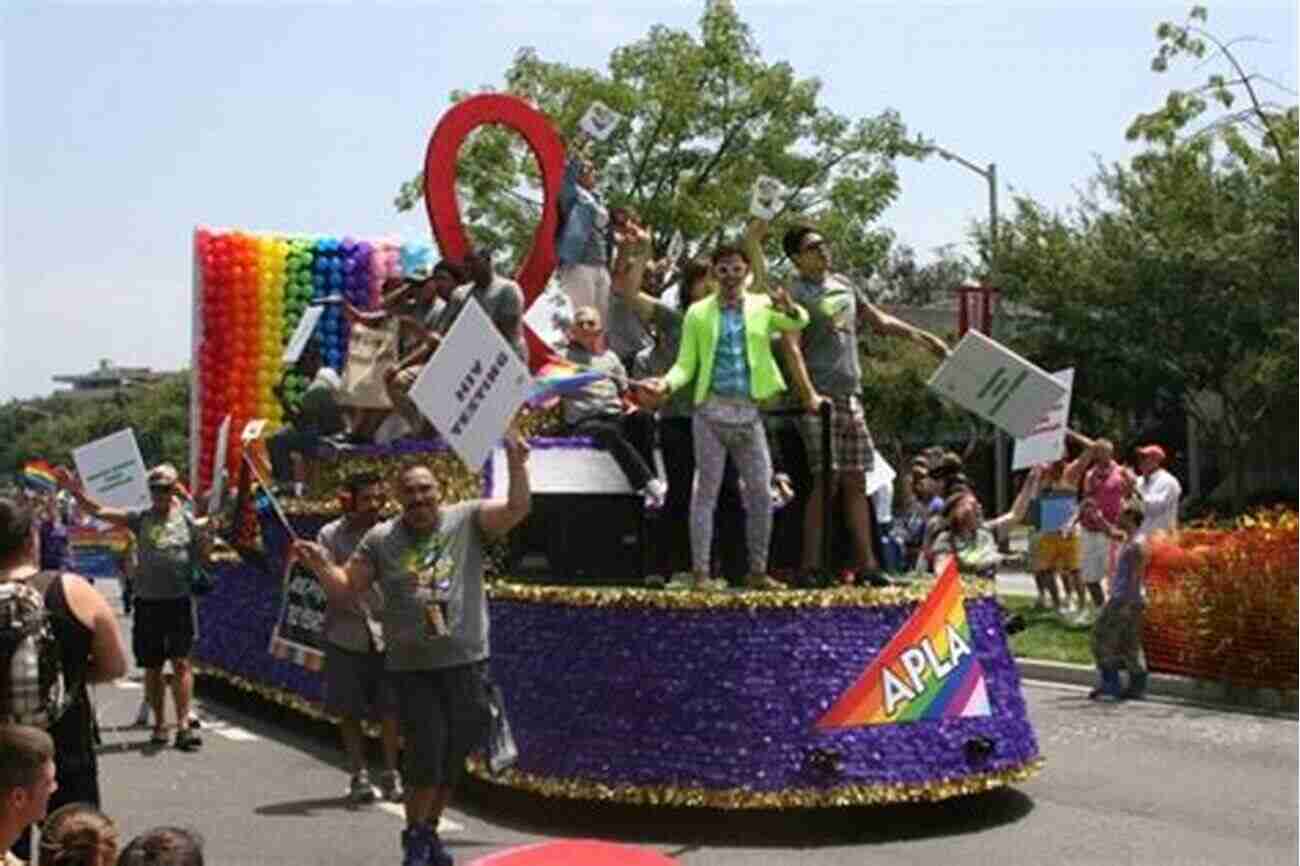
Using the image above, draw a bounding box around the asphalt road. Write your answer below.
[75,578,1296,866]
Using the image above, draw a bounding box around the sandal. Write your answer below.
[149,729,169,746]
[745,574,787,591]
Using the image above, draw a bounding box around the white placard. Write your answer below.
[927,330,1068,438]
[665,230,684,264]
[282,305,324,365]
[1013,368,1075,470]
[408,301,533,470]
[864,450,897,497]
[750,175,787,220]
[241,419,269,444]
[488,445,633,496]
[522,279,574,355]
[207,414,232,515]
[71,429,150,511]
[578,101,623,141]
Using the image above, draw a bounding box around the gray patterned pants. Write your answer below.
[691,398,772,576]
[1091,599,1146,673]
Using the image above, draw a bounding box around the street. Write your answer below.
[81,580,1297,866]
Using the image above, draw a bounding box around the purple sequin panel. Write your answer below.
[488,597,1038,791]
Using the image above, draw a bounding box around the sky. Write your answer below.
[3,1,1296,401]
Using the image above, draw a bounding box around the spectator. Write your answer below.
[1089,502,1150,702]
[1134,444,1182,537]
[930,467,1042,582]
[115,828,203,866]
[288,472,403,804]
[781,226,949,586]
[57,464,205,751]
[562,305,664,509]
[646,221,810,591]
[38,804,118,866]
[901,464,942,569]
[556,147,611,323]
[1026,459,1079,613]
[0,725,57,866]
[432,247,528,366]
[1063,438,1132,624]
[0,498,127,833]
[292,434,532,866]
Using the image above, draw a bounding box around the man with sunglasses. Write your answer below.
[645,223,809,590]
[780,226,949,587]
[562,305,664,510]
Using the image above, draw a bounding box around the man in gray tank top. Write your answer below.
[293,433,531,866]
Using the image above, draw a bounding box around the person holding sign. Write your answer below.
[780,226,949,587]
[56,464,206,752]
[644,225,810,591]
[432,247,529,367]
[291,433,531,866]
[556,138,611,323]
[291,472,403,805]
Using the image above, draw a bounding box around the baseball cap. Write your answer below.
[1136,444,1167,463]
[147,463,179,488]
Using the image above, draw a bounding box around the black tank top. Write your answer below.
[41,573,99,802]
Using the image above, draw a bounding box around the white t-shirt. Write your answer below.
[1138,468,1182,535]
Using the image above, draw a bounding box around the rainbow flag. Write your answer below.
[816,560,990,727]
[526,358,606,408]
[21,461,59,493]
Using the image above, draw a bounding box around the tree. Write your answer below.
[394,1,925,279]
[866,243,975,307]
[989,7,1298,509]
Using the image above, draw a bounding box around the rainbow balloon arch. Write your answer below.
[187,94,1043,809]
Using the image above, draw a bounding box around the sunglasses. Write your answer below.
[714,263,747,278]
[575,320,602,331]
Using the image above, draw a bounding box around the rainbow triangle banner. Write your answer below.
[816,559,991,728]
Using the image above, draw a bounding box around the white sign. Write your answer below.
[408,301,533,470]
[522,279,574,354]
[578,101,622,141]
[927,330,1068,438]
[750,175,787,220]
[1013,369,1075,470]
[208,414,232,515]
[665,230,684,265]
[282,305,324,365]
[241,419,269,444]
[71,429,150,511]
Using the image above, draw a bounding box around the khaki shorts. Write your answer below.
[1079,530,1116,585]
[1030,532,1080,573]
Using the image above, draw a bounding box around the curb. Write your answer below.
[1016,658,1300,715]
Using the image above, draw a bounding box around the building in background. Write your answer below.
[51,358,174,401]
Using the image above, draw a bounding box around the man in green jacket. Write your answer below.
[645,221,808,591]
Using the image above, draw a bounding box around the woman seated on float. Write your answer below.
[930,466,1043,582]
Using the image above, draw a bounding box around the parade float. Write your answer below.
[189,94,1043,808]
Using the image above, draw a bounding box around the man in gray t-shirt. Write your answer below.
[433,248,529,366]
[293,436,532,866]
[779,226,949,586]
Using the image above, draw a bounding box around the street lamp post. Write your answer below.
[934,146,1008,527]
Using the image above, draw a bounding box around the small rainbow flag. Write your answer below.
[815,559,991,728]
[21,461,59,493]
[527,358,606,408]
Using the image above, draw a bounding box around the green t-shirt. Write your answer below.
[126,504,193,600]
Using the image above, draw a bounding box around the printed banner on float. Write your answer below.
[927,330,1067,438]
[71,429,151,511]
[408,300,533,470]
[268,559,326,672]
[1012,368,1074,470]
[815,559,990,727]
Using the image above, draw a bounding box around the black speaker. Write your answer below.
[510,493,645,584]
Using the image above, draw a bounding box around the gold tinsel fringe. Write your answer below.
[465,755,1045,809]
[486,580,997,610]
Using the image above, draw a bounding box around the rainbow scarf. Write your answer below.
[21,461,59,493]
[527,358,607,408]
[815,559,991,727]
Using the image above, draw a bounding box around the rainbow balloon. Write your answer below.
[815,559,991,727]
[191,228,437,495]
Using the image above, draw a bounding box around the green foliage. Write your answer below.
[1,375,193,482]
[395,2,924,278]
[860,335,972,467]
[988,7,1298,507]
[869,243,975,307]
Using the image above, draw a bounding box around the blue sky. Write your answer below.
[3,1,1295,401]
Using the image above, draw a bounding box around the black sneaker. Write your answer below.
[174,729,202,752]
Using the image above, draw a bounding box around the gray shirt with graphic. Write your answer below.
[125,504,193,601]
[434,277,529,365]
[317,517,385,654]
[354,503,487,672]
[562,344,626,426]
[789,272,871,397]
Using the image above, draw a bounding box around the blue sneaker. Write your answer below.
[428,826,453,866]
[401,825,433,866]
